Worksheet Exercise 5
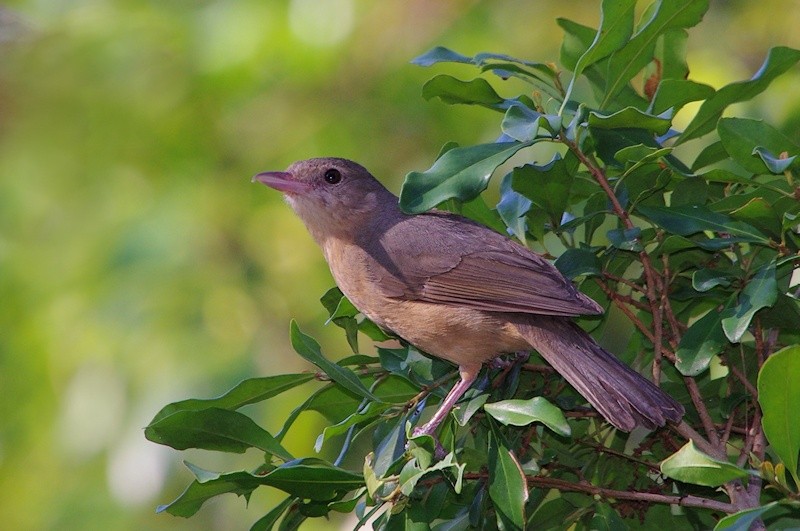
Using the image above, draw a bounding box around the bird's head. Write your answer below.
[253,157,397,243]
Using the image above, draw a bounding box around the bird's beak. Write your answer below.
[252,171,312,194]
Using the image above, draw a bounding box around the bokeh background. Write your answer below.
[1,1,798,529]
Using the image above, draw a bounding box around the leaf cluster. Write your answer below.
[147,1,800,529]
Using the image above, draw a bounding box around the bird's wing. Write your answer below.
[370,212,603,317]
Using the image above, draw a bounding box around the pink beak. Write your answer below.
[252,171,312,194]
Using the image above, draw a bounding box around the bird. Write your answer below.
[253,157,684,437]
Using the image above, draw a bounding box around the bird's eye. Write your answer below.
[324,168,342,184]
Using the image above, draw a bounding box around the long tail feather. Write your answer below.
[515,317,684,431]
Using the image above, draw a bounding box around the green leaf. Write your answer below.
[721,262,778,343]
[501,105,548,143]
[692,269,732,292]
[554,248,602,279]
[717,117,800,174]
[497,172,531,244]
[148,374,315,424]
[678,47,800,144]
[314,401,390,452]
[290,320,381,402]
[636,204,770,243]
[758,345,800,486]
[488,425,528,530]
[729,198,782,238]
[601,0,709,107]
[649,79,715,115]
[588,107,672,135]
[484,397,571,437]
[714,502,781,531]
[157,469,263,517]
[421,75,505,110]
[510,153,578,225]
[675,304,730,376]
[607,227,643,251]
[145,408,294,460]
[660,440,752,487]
[753,146,797,174]
[400,142,530,213]
[259,458,364,500]
[250,496,295,531]
[572,0,635,77]
[412,46,473,66]
[692,141,728,171]
[590,503,627,531]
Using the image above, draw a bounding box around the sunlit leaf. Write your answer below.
[412,46,473,67]
[758,345,800,486]
[421,75,506,110]
[721,262,778,343]
[717,117,799,174]
[636,205,770,243]
[601,0,709,106]
[572,0,635,77]
[149,374,315,424]
[488,425,528,529]
[660,440,752,487]
[145,408,294,460]
[675,304,731,376]
[588,107,672,135]
[290,320,380,402]
[678,47,800,144]
[400,142,531,213]
[484,397,571,437]
[650,80,715,116]
[713,502,781,531]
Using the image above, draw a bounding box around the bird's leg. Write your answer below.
[412,365,479,437]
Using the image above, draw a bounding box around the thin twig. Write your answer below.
[683,377,722,450]
[462,472,735,513]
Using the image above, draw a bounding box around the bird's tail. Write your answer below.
[514,317,684,432]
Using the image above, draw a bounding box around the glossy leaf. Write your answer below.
[636,204,770,243]
[149,373,315,424]
[421,75,505,110]
[572,0,635,77]
[513,152,579,222]
[607,227,643,251]
[675,304,730,376]
[554,247,602,279]
[717,117,799,174]
[692,269,732,292]
[721,262,778,343]
[250,496,295,531]
[259,458,364,500]
[488,426,528,530]
[753,146,796,174]
[145,408,294,460]
[678,47,800,144]
[660,440,752,487]
[713,502,781,531]
[497,172,531,244]
[158,469,263,517]
[588,107,671,135]
[400,142,530,213]
[484,397,571,437]
[412,46,473,66]
[601,0,709,106]
[692,141,728,171]
[290,320,380,402]
[501,105,547,142]
[758,345,800,485]
[649,79,715,115]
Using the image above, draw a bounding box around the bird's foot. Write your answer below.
[409,426,447,459]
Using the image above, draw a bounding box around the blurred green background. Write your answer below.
[0,1,798,529]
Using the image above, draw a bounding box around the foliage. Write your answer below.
[148,1,800,528]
